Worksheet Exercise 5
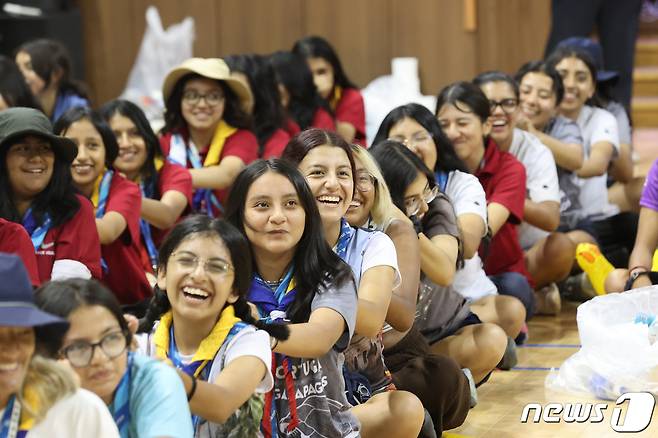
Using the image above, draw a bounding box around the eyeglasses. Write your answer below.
[355,172,376,192]
[388,132,432,149]
[171,252,234,276]
[489,98,518,114]
[182,90,224,107]
[61,331,128,368]
[405,185,439,217]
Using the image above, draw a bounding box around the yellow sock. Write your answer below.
[575,243,614,295]
[652,249,658,272]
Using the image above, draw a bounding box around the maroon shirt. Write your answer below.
[475,139,532,285]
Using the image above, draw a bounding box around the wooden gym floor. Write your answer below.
[447,300,658,438]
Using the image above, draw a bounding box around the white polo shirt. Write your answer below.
[509,129,561,249]
[576,105,620,220]
[443,170,498,300]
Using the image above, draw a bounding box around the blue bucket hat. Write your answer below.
[0,253,69,330]
[557,37,619,84]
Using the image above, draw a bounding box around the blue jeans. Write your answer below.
[489,272,534,320]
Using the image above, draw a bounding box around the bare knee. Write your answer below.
[473,323,507,368]
[494,295,526,337]
[605,269,629,292]
[387,391,425,435]
[545,233,576,277]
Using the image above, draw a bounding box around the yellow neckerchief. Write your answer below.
[90,170,106,208]
[202,120,238,167]
[16,385,40,430]
[329,86,343,111]
[153,305,241,377]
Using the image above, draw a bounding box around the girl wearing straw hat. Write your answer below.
[160,58,258,218]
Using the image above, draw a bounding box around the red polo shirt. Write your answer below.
[261,128,292,159]
[335,87,366,146]
[98,173,152,304]
[284,108,336,137]
[148,161,193,248]
[34,195,102,283]
[0,218,40,286]
[475,139,532,284]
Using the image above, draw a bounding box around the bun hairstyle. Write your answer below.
[137,214,289,341]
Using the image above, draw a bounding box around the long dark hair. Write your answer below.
[269,51,332,130]
[53,106,119,167]
[225,54,287,154]
[0,55,43,110]
[99,99,163,195]
[292,36,357,90]
[0,134,80,228]
[281,128,357,191]
[372,103,468,174]
[34,279,132,358]
[225,159,354,323]
[545,46,602,108]
[515,60,565,105]
[370,141,464,268]
[17,39,88,99]
[161,73,253,135]
[137,215,289,340]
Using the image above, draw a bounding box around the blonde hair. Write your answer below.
[19,355,77,422]
[351,145,397,230]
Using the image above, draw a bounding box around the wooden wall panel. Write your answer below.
[301,0,393,88]
[77,0,551,108]
[476,0,551,75]
[216,0,303,57]
[391,0,478,95]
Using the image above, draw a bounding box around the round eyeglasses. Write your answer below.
[61,331,128,368]
[405,185,439,217]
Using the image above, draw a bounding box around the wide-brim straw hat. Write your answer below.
[162,58,254,114]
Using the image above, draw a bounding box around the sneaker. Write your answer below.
[462,368,478,408]
[497,336,518,370]
[560,273,597,302]
[534,283,561,315]
[515,322,529,345]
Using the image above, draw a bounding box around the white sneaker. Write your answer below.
[534,283,561,315]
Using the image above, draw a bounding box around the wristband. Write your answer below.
[270,336,279,350]
[187,374,197,401]
[630,270,650,284]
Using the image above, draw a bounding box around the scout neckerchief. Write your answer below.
[247,267,300,437]
[334,217,354,260]
[138,158,165,271]
[329,86,343,112]
[91,169,114,273]
[435,171,449,193]
[21,208,52,251]
[168,121,237,217]
[109,352,134,438]
[153,305,243,429]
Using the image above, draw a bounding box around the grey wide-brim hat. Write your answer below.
[0,107,77,163]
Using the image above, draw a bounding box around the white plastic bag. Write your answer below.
[546,286,658,400]
[361,57,436,145]
[120,6,195,127]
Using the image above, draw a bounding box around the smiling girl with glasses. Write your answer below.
[137,215,289,437]
[35,278,193,437]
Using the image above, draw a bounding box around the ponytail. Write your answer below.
[137,286,171,333]
[232,296,290,341]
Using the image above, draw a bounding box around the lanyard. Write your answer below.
[94,170,114,218]
[334,218,354,260]
[0,395,21,438]
[139,181,158,270]
[21,208,52,250]
[110,352,133,437]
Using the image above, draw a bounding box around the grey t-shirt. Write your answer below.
[415,192,471,343]
[544,115,585,229]
[271,278,360,437]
